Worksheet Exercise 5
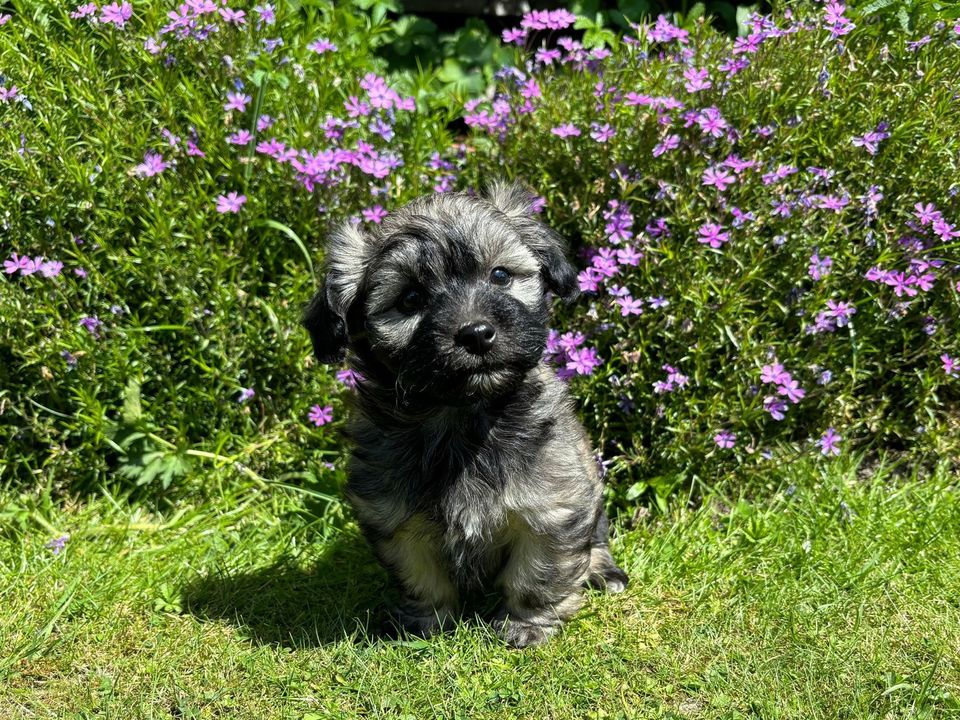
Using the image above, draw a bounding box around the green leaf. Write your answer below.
[253,219,316,284]
[121,378,142,425]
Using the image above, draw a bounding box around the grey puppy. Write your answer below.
[303,181,628,647]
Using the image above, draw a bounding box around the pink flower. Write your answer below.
[777,378,806,404]
[760,363,791,386]
[215,192,246,213]
[551,124,581,138]
[219,7,246,24]
[308,38,337,53]
[683,68,712,92]
[133,151,169,178]
[227,130,252,145]
[702,166,735,192]
[616,295,644,316]
[817,428,842,456]
[71,3,97,19]
[362,205,388,224]
[224,92,251,112]
[697,223,729,249]
[502,27,527,44]
[100,2,133,28]
[714,431,736,449]
[943,354,957,377]
[308,404,334,426]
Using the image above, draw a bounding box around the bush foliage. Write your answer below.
[467,5,960,499]
[1,1,958,503]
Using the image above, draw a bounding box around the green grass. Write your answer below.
[3,456,959,719]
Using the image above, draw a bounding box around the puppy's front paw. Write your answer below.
[497,617,556,648]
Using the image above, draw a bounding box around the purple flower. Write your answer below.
[653,364,689,394]
[826,299,856,326]
[45,534,70,555]
[227,130,252,145]
[697,223,730,249]
[4,252,33,275]
[943,354,957,377]
[695,107,729,137]
[602,200,633,244]
[851,124,890,154]
[652,134,681,157]
[502,27,527,44]
[238,387,255,403]
[777,378,806,404]
[808,252,833,280]
[914,202,941,226]
[616,295,644,316]
[133,151,169,178]
[760,362,791,385]
[362,205,388,224]
[521,9,577,31]
[589,123,615,142]
[308,404,334,426]
[714,431,736,449]
[215,192,246,214]
[100,2,133,28]
[224,92,251,112]
[702,166,735,192]
[566,346,601,376]
[219,7,246,24]
[551,124,581,138]
[616,245,642,267]
[79,316,103,337]
[254,3,276,27]
[336,368,362,389]
[763,396,788,420]
[40,259,64,277]
[308,38,338,53]
[817,427,842,456]
[683,68,712,93]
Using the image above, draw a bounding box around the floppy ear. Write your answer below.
[302,223,371,363]
[485,179,579,302]
[302,280,348,364]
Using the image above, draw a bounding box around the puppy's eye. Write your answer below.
[490,267,512,286]
[397,286,427,314]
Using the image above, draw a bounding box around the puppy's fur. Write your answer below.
[303,181,628,647]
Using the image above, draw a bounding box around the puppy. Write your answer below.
[303,181,628,647]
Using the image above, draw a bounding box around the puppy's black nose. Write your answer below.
[455,321,497,355]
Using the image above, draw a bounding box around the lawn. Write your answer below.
[3,456,959,719]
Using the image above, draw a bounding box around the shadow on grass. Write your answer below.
[181,532,393,648]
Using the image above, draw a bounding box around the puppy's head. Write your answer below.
[303,181,578,404]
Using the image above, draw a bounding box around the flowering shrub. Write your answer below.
[2,1,958,503]
[0,1,458,492]
[465,5,960,499]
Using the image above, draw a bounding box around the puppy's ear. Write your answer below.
[302,281,347,363]
[302,222,371,363]
[485,180,579,302]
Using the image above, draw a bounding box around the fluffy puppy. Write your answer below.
[303,181,628,647]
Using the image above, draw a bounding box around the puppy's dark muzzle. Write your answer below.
[455,321,497,355]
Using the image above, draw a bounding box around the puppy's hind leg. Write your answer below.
[375,515,459,638]
[585,508,629,594]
